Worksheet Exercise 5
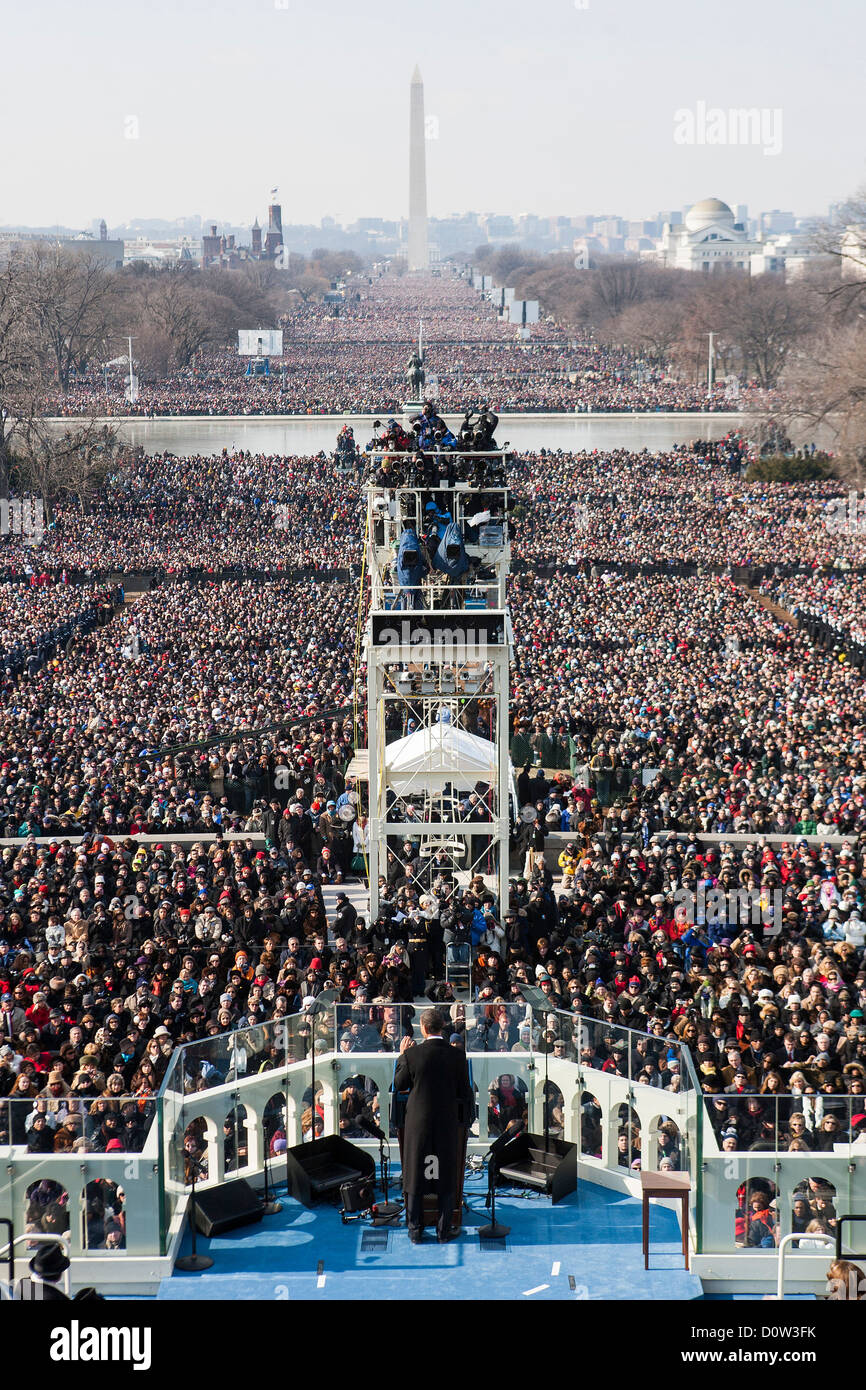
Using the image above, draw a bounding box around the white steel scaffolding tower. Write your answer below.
[362,460,514,920]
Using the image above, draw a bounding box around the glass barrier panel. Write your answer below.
[83,1095,156,1155]
[464,1002,538,1054]
[168,1016,315,1094]
[160,1067,182,1253]
[160,1045,183,1100]
[701,1092,842,1155]
[679,1040,702,1097]
[700,1150,781,1253]
[0,1096,157,1156]
[480,1058,534,1142]
[335,1002,420,1053]
[778,1159,840,1256]
[699,1148,857,1255]
[832,1127,866,1293]
[680,1050,702,1251]
[571,1015,635,1080]
[83,1175,128,1253]
[334,1002,534,1054]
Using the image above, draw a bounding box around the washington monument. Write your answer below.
[408,65,428,272]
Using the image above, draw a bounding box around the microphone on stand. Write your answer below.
[478,1119,523,1241]
[357,1116,388,1143]
[175,1151,215,1272]
[358,1114,402,1223]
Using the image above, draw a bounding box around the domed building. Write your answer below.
[684,197,736,232]
[654,197,762,272]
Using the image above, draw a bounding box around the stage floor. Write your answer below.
[158,1170,703,1301]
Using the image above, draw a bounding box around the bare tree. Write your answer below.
[10,411,120,521]
[294,271,329,303]
[484,247,544,284]
[517,257,597,331]
[60,426,124,513]
[131,271,210,369]
[811,186,866,315]
[238,260,283,299]
[201,267,279,326]
[588,259,649,321]
[667,277,737,383]
[723,275,812,388]
[0,256,31,496]
[308,249,363,281]
[609,299,684,363]
[783,325,866,481]
[14,242,121,393]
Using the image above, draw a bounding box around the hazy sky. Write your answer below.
[3,0,864,229]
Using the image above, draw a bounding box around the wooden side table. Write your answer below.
[640,1170,692,1270]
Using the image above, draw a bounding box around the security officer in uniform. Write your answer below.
[406,914,429,995]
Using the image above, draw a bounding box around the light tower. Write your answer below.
[408,66,429,273]
[363,452,513,922]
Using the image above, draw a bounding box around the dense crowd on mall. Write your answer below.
[2,280,866,1273]
[42,274,753,417]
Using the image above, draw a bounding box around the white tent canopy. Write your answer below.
[383,721,519,817]
[384,721,497,793]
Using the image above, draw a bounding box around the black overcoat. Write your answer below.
[393,1038,474,1195]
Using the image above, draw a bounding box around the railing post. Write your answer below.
[157,1096,167,1257]
[211,1116,226,1187]
[775,1230,834,1300]
[72,1162,87,1257]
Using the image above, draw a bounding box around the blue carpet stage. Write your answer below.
[159,1170,703,1301]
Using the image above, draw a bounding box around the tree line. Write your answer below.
[0,242,363,512]
[468,187,866,474]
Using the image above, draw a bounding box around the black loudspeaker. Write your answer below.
[285,1135,376,1208]
[491,1132,578,1204]
[194,1179,264,1237]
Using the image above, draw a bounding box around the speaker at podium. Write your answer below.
[397,1114,469,1233]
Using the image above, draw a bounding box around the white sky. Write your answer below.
[2,0,864,229]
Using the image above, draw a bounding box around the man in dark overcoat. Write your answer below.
[393,1008,474,1243]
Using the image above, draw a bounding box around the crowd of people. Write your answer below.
[0,577,358,838]
[761,571,866,647]
[508,443,866,570]
[0,451,364,577]
[1,275,865,1285]
[42,274,755,417]
[509,568,866,823]
[0,579,121,676]
[5,433,866,585]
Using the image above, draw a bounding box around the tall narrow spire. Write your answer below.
[408,66,428,273]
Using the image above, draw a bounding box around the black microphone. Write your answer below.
[485,1117,524,1160]
[358,1115,388,1142]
